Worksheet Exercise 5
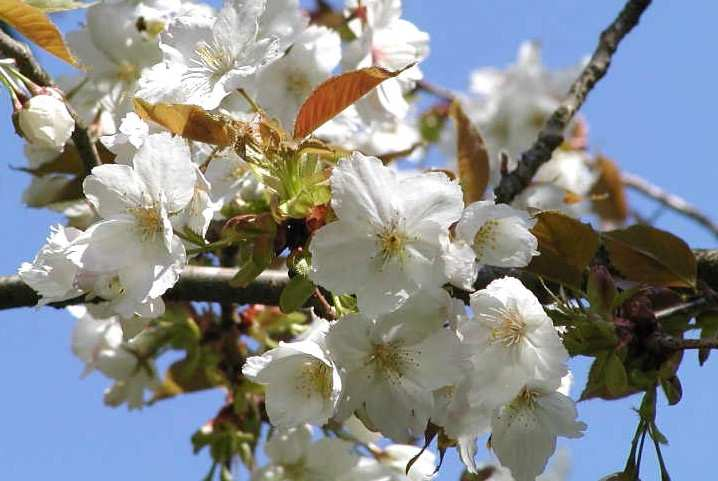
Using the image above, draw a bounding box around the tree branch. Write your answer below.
[416,79,456,102]
[2,249,718,311]
[0,29,100,174]
[493,0,652,204]
[623,172,718,240]
[0,29,53,87]
[0,266,289,310]
[654,336,718,351]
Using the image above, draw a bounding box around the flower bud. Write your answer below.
[17,94,75,151]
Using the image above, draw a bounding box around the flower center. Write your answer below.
[297,359,332,400]
[368,342,417,383]
[474,219,499,261]
[490,306,526,347]
[116,61,139,82]
[282,461,308,481]
[128,205,164,241]
[193,40,235,80]
[285,70,311,98]
[513,386,539,410]
[376,226,408,265]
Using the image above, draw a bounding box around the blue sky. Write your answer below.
[1,1,716,480]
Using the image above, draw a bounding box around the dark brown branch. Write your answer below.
[651,335,718,352]
[493,0,652,204]
[623,172,718,240]
[0,29,100,174]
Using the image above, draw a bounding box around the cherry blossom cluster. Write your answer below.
[9,1,598,480]
[243,154,585,481]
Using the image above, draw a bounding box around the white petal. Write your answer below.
[83,164,145,217]
[132,133,196,212]
[80,219,142,272]
[330,152,398,228]
[395,171,463,231]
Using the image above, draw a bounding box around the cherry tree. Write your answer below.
[0,0,716,480]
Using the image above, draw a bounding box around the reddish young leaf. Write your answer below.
[133,98,235,146]
[449,100,490,204]
[292,66,408,139]
[527,211,600,289]
[602,225,697,288]
[0,0,78,66]
[591,155,629,223]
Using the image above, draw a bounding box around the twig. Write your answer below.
[623,172,718,240]
[656,336,718,351]
[0,29,53,87]
[0,29,100,174]
[3,249,718,311]
[0,266,289,310]
[416,80,456,102]
[494,0,652,204]
[312,288,337,321]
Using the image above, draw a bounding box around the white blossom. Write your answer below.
[67,305,156,409]
[242,335,342,428]
[455,201,538,268]
[17,94,75,151]
[78,133,195,317]
[101,112,151,165]
[69,304,123,377]
[100,345,159,409]
[252,426,362,481]
[459,277,568,408]
[315,106,422,158]
[343,0,429,121]
[18,224,85,304]
[512,150,598,217]
[138,0,281,109]
[65,0,203,124]
[258,0,308,50]
[490,381,585,481]
[378,444,437,481]
[171,165,219,242]
[444,42,584,187]
[309,152,463,316]
[327,290,463,442]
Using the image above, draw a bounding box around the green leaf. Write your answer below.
[333,294,358,318]
[279,276,315,313]
[151,348,225,402]
[220,466,233,481]
[222,213,277,287]
[581,351,636,401]
[559,311,617,357]
[605,352,630,397]
[659,375,682,406]
[602,225,697,288]
[696,311,718,366]
[419,106,448,143]
[638,387,656,422]
[527,211,600,289]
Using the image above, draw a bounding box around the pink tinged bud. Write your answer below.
[17,94,75,151]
